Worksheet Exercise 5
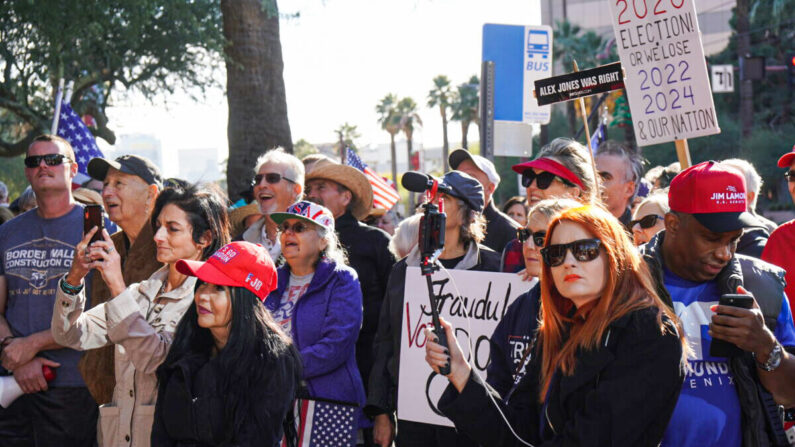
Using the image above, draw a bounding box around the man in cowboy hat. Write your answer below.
[305,161,395,445]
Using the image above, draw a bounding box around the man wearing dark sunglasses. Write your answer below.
[0,135,98,446]
[449,149,519,253]
[763,145,795,340]
[240,149,305,264]
[639,161,795,447]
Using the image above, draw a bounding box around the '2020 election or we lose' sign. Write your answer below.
[397,267,530,427]
[534,62,625,106]
[609,0,720,146]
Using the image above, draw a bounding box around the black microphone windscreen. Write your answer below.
[401,171,431,193]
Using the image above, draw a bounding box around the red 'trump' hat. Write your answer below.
[176,241,278,301]
[668,161,755,233]
[777,145,795,168]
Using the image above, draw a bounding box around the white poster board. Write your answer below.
[608,0,720,146]
[397,267,531,427]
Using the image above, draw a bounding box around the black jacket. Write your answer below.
[486,284,541,396]
[640,232,791,447]
[365,242,500,417]
[335,211,395,397]
[151,350,299,447]
[440,307,684,447]
[737,216,771,259]
[483,201,520,253]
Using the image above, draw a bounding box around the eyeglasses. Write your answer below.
[785,171,795,182]
[629,214,664,229]
[279,221,310,234]
[541,238,602,267]
[24,154,72,168]
[517,228,546,247]
[521,170,575,189]
[253,173,295,186]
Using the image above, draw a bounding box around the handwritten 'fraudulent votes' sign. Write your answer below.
[608,0,720,146]
[397,267,529,427]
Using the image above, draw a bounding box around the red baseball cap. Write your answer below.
[511,157,585,189]
[176,241,278,301]
[668,161,755,233]
[777,145,795,168]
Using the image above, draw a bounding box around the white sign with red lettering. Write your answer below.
[609,0,720,146]
[397,267,529,427]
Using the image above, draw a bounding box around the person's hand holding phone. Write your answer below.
[88,229,125,296]
[65,226,101,288]
[709,286,776,357]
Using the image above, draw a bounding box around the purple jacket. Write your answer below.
[264,260,367,425]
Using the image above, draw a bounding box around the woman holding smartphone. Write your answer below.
[52,183,229,447]
[426,205,687,447]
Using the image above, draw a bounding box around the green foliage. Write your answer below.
[376,93,401,136]
[397,97,422,139]
[427,75,452,110]
[0,0,224,155]
[0,155,27,200]
[708,0,795,128]
[334,122,360,152]
[293,139,318,160]
[553,19,618,71]
[450,76,479,125]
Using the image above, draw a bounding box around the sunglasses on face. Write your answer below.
[24,154,72,168]
[279,221,310,234]
[253,173,295,186]
[517,228,546,247]
[521,170,575,189]
[541,238,602,267]
[630,214,664,229]
[785,171,795,182]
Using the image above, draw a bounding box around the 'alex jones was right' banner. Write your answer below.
[608,0,720,146]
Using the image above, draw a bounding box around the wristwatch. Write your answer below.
[753,341,783,372]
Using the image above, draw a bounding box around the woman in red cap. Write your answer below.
[53,183,229,447]
[501,138,598,275]
[152,241,301,447]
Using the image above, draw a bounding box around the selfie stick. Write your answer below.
[420,180,450,376]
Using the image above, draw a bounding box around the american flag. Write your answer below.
[55,103,104,185]
[346,148,400,210]
[282,398,357,447]
[589,122,607,154]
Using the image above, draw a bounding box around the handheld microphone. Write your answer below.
[401,171,453,196]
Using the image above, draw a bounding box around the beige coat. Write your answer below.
[52,267,195,447]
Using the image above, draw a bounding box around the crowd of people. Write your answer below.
[0,132,793,447]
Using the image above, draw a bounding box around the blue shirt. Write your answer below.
[661,267,795,447]
[0,206,90,387]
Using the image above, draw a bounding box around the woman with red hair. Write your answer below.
[425,205,687,446]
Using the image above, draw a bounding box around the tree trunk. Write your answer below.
[441,106,449,172]
[406,133,415,211]
[461,121,469,149]
[390,132,398,193]
[222,0,292,202]
[737,0,752,141]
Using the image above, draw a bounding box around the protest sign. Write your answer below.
[534,62,625,106]
[397,267,530,427]
[608,0,720,147]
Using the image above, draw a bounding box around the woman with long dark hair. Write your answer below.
[53,183,229,447]
[426,205,687,446]
[152,241,301,446]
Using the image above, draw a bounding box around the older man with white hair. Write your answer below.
[240,148,305,264]
[721,159,776,258]
[449,149,519,252]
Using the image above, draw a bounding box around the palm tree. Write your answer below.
[427,75,453,172]
[376,94,401,187]
[221,0,292,201]
[397,97,422,210]
[334,122,360,163]
[451,76,479,149]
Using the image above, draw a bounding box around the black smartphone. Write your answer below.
[709,294,755,358]
[83,204,104,244]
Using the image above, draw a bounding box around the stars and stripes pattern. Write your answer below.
[590,122,607,154]
[345,148,400,210]
[282,398,357,447]
[55,103,104,185]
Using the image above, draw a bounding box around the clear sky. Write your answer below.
[101,0,542,176]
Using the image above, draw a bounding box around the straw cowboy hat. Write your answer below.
[306,160,373,221]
